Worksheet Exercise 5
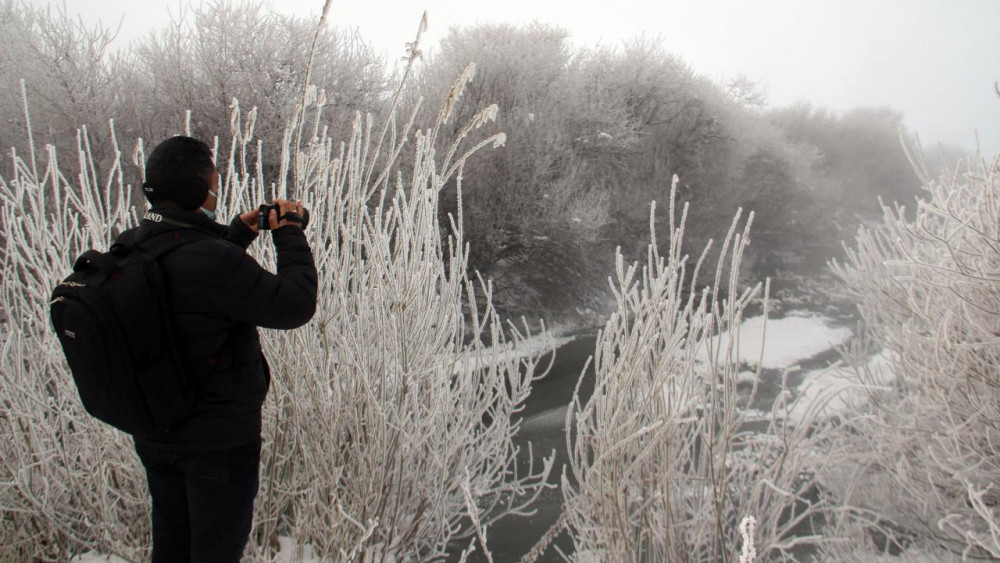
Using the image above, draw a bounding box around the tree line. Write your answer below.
[0,0,944,316]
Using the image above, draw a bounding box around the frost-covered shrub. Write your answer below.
[826,150,1000,559]
[0,67,551,560]
[0,127,148,561]
[0,0,127,175]
[130,0,387,173]
[555,178,835,561]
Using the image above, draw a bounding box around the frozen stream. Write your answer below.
[521,310,857,435]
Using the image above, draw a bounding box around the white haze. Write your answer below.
[33,0,1000,155]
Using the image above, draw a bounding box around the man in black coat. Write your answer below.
[127,136,317,562]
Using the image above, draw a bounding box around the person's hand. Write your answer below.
[268,199,304,230]
[239,208,262,233]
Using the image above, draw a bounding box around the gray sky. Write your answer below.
[31,0,1000,154]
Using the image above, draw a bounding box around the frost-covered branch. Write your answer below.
[824,146,1000,559]
[560,176,833,561]
[0,65,552,561]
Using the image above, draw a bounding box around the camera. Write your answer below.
[258,204,309,230]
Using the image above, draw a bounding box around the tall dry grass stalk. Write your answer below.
[822,147,1000,560]
[558,176,835,561]
[0,66,552,560]
[0,92,147,561]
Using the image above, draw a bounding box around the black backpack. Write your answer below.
[50,228,198,437]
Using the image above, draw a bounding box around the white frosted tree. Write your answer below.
[129,0,386,166]
[0,0,129,174]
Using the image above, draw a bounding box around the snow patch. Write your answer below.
[449,329,573,375]
[736,370,758,385]
[785,349,895,426]
[701,312,853,370]
[521,405,570,431]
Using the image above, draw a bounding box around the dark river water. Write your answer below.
[454,333,598,561]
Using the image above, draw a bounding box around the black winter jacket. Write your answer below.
[127,207,317,451]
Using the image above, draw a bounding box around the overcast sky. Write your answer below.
[27,0,1000,155]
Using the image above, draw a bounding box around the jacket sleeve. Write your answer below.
[223,215,259,250]
[219,226,318,329]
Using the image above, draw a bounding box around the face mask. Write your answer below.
[199,189,218,221]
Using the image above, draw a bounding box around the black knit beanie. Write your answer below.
[143,136,214,210]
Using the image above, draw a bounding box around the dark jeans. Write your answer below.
[135,437,262,563]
